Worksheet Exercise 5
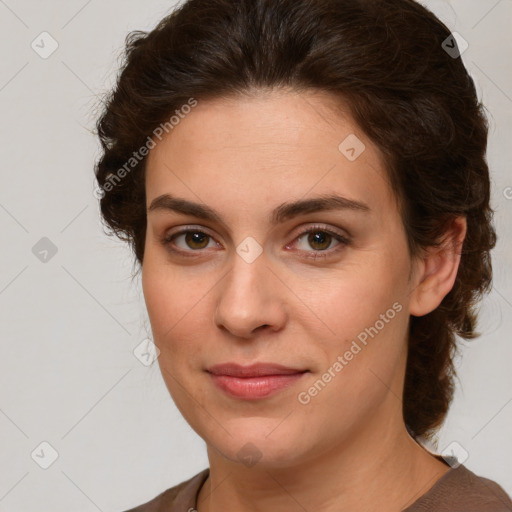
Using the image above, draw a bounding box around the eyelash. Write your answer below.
[160,224,351,260]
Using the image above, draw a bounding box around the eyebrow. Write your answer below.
[147,193,370,225]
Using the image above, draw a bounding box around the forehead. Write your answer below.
[145,89,396,221]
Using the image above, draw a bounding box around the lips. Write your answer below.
[207,362,307,377]
[206,363,308,399]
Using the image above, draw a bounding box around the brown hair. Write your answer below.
[94,0,496,439]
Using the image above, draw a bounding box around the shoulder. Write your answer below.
[405,463,512,512]
[121,468,209,512]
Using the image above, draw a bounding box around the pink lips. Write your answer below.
[206,363,308,400]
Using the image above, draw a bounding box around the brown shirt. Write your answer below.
[123,465,512,511]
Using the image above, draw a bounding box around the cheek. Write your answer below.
[141,259,212,413]
[141,256,214,364]
[142,249,194,328]
[142,260,174,337]
[300,248,410,399]
[309,258,406,337]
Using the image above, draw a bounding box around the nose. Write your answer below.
[214,250,287,340]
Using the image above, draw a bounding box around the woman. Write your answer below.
[94,0,512,510]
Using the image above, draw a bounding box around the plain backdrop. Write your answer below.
[0,0,511,510]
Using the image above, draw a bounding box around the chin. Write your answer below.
[202,419,317,469]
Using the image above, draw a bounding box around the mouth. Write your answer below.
[206,363,309,400]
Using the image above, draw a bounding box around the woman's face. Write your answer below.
[142,89,420,468]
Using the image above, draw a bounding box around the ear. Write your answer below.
[409,216,467,317]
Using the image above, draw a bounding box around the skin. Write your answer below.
[142,88,467,512]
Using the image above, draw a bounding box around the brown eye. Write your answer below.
[183,231,210,250]
[289,225,351,260]
[162,229,218,254]
[295,229,344,252]
[306,231,333,251]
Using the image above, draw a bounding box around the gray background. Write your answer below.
[0,0,510,510]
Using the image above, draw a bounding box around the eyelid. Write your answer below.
[163,224,217,240]
[288,223,351,245]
